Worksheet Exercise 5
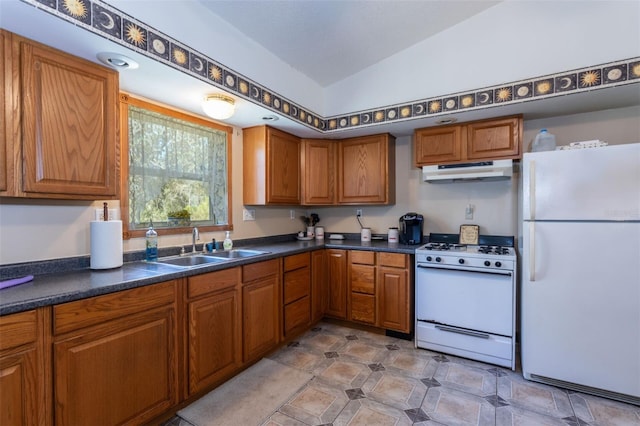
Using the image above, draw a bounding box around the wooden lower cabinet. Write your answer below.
[310,250,328,322]
[242,259,281,363]
[0,308,50,425]
[283,253,311,338]
[186,268,241,396]
[377,253,411,333]
[326,249,348,319]
[349,251,376,325]
[52,281,178,426]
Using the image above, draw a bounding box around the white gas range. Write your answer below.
[415,234,517,369]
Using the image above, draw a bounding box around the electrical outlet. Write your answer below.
[243,208,256,221]
[290,210,296,220]
[356,209,363,217]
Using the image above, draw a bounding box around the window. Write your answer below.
[120,94,232,238]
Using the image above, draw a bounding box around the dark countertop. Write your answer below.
[0,238,419,316]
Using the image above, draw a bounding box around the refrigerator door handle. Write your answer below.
[529,222,536,282]
[529,160,536,220]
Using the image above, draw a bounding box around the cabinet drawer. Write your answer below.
[188,267,240,299]
[350,250,375,265]
[0,309,37,350]
[284,295,310,335]
[378,252,407,268]
[350,293,375,324]
[284,252,309,272]
[242,259,280,282]
[284,267,310,304]
[350,264,375,294]
[53,280,176,335]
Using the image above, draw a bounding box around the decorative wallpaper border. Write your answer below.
[21,0,640,134]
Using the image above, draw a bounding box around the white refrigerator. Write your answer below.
[521,143,640,403]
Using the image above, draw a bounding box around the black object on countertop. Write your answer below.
[399,212,424,245]
[428,233,515,247]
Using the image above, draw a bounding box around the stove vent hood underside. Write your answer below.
[422,159,513,183]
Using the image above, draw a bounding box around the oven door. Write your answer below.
[416,265,513,336]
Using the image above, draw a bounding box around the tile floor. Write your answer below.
[169,322,640,426]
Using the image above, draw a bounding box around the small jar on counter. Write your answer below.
[388,227,399,243]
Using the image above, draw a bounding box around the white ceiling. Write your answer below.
[201,0,501,87]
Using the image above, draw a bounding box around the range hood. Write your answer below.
[423,159,513,183]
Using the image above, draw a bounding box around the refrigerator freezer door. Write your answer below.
[523,143,640,221]
[521,221,640,397]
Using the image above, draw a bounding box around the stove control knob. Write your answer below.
[435,257,442,263]
[495,261,502,268]
[426,256,432,262]
[484,261,491,267]
[458,259,465,264]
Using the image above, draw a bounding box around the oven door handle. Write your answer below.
[435,325,490,339]
[416,264,512,277]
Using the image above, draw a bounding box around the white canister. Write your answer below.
[315,226,324,240]
[388,227,399,243]
[307,226,315,238]
[361,227,372,242]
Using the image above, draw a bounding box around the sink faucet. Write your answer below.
[192,227,199,253]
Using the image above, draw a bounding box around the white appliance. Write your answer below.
[422,159,513,183]
[521,143,640,405]
[415,234,517,369]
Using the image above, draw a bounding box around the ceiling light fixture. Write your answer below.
[202,94,235,120]
[96,52,139,70]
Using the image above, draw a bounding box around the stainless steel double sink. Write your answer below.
[153,249,268,268]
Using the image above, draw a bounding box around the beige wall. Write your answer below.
[0,106,638,265]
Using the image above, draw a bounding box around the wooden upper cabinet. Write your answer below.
[414,115,522,167]
[338,134,395,205]
[301,138,336,205]
[0,30,9,194]
[466,116,521,160]
[244,125,300,205]
[414,125,463,165]
[2,31,119,199]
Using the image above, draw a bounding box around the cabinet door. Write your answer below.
[301,139,336,205]
[0,30,9,193]
[414,125,463,166]
[20,37,118,197]
[0,309,48,426]
[311,250,328,322]
[466,116,521,160]
[243,274,280,362]
[377,265,410,333]
[268,127,300,204]
[188,288,241,396]
[326,249,347,319]
[53,305,178,425]
[338,134,395,204]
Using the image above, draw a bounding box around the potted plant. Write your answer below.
[167,209,191,227]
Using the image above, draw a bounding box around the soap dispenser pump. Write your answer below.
[223,231,233,250]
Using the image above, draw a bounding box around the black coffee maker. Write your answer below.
[399,212,424,245]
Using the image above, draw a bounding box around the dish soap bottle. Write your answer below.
[223,231,233,250]
[145,223,158,261]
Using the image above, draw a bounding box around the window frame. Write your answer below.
[119,93,233,239]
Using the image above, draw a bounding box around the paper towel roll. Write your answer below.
[90,220,123,269]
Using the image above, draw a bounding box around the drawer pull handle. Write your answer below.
[435,325,490,339]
